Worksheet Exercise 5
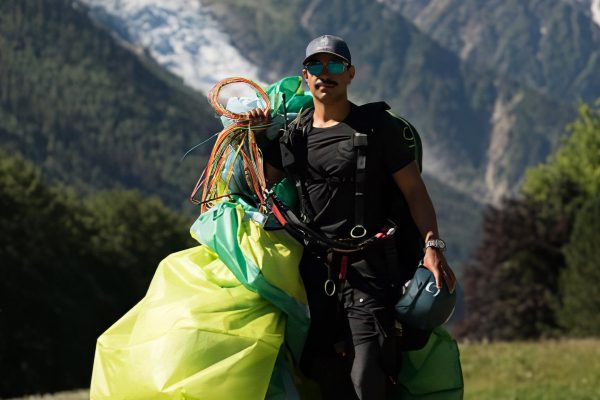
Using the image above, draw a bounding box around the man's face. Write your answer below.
[302,53,355,104]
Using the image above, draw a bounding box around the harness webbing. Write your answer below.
[351,131,368,238]
[267,191,396,253]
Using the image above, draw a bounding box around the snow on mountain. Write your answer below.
[593,0,600,27]
[78,0,263,94]
[556,0,600,27]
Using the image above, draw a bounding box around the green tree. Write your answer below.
[557,195,600,336]
[0,151,195,397]
[522,100,600,218]
[458,99,600,341]
[0,151,100,395]
[84,190,195,306]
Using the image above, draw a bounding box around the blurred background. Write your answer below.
[1,0,599,398]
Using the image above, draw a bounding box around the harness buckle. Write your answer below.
[353,132,368,147]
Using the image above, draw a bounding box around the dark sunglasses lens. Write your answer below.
[328,61,346,74]
[306,63,324,76]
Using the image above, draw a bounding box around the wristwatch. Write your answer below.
[424,238,446,253]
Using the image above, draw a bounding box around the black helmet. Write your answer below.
[395,265,457,331]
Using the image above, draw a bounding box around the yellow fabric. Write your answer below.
[90,246,285,400]
[237,211,306,304]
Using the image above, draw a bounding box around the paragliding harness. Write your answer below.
[265,100,422,296]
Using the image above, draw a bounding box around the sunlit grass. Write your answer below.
[9,340,600,400]
[460,339,600,399]
[7,390,88,400]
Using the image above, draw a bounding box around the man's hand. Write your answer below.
[245,108,270,126]
[422,247,456,293]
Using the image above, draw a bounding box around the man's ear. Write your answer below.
[301,69,308,80]
[348,65,356,82]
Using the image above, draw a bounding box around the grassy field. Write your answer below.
[461,339,600,399]
[9,339,600,400]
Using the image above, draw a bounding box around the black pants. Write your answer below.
[299,249,401,400]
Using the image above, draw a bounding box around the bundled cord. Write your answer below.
[191,77,271,214]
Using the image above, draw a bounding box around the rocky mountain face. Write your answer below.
[378,0,600,103]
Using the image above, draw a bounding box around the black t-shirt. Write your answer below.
[263,104,415,237]
[262,103,423,285]
[304,105,415,237]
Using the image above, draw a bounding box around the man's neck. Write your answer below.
[312,99,351,128]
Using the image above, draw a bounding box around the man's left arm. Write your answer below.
[392,161,456,292]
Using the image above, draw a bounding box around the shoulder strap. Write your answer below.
[348,102,391,238]
[279,107,317,223]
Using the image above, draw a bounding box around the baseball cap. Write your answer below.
[303,35,351,65]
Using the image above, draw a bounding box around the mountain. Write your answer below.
[78,0,264,93]
[4,0,589,263]
[202,0,575,197]
[64,0,590,262]
[379,0,600,103]
[547,0,600,28]
[0,0,221,212]
[201,0,580,261]
[65,0,480,261]
[84,0,578,200]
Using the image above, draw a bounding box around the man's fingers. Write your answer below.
[246,108,269,124]
[443,265,457,294]
[432,268,442,289]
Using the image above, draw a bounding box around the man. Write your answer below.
[249,35,456,400]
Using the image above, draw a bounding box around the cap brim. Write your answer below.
[303,51,350,65]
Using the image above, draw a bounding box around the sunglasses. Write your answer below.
[303,60,349,76]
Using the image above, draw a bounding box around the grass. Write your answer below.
[9,339,600,400]
[6,390,88,400]
[460,339,600,399]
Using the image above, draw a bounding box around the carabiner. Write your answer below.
[324,279,336,297]
[350,224,367,239]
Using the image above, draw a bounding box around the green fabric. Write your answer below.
[266,76,313,116]
[272,178,298,211]
[397,328,464,399]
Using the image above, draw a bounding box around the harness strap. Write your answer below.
[267,191,397,253]
[304,176,352,185]
[279,108,317,223]
[351,131,368,238]
[338,255,349,281]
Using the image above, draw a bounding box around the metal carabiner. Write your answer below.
[324,279,336,297]
[350,224,367,239]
